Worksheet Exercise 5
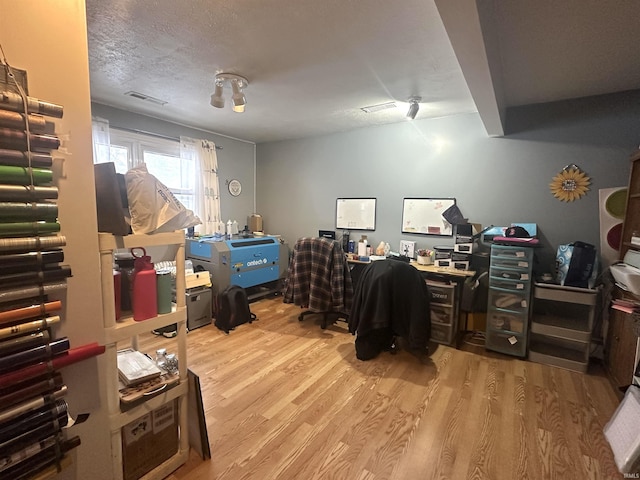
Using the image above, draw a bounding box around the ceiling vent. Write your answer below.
[360,102,397,113]
[124,91,168,106]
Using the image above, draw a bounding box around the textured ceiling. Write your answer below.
[86,0,640,144]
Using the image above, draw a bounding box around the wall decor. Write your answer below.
[336,198,376,231]
[549,164,591,202]
[401,198,456,236]
[227,179,242,197]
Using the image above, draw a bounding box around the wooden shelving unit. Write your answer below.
[605,151,640,394]
[98,231,189,480]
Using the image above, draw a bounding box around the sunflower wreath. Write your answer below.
[549,164,591,202]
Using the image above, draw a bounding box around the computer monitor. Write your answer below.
[318,230,336,239]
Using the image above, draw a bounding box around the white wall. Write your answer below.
[1,2,111,478]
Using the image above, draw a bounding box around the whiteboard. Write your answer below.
[336,198,376,231]
[401,198,456,236]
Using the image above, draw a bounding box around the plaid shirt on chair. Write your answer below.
[283,237,353,314]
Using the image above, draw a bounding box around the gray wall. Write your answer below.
[256,91,640,274]
[90,103,257,229]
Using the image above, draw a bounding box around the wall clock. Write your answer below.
[228,179,242,197]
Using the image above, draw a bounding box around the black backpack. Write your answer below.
[214,285,257,334]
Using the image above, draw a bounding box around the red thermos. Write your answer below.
[131,247,157,321]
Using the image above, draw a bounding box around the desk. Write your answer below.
[410,261,475,278]
[411,261,475,347]
[347,258,476,347]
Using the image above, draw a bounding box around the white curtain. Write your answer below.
[91,117,111,164]
[181,137,221,235]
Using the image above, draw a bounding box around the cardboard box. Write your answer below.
[122,400,178,480]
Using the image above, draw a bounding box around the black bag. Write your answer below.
[214,285,257,334]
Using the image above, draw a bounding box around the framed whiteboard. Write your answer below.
[401,198,456,236]
[336,198,376,231]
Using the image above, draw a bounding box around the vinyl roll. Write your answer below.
[0,331,51,357]
[0,399,68,451]
[0,202,58,222]
[0,372,63,409]
[1,435,79,479]
[0,434,58,473]
[0,251,64,271]
[0,282,67,306]
[0,149,52,168]
[0,110,46,131]
[0,385,67,425]
[0,91,64,118]
[0,221,60,237]
[0,338,69,374]
[0,166,52,186]
[0,235,65,254]
[0,184,58,202]
[0,266,72,287]
[0,316,61,341]
[0,128,60,151]
[0,343,105,389]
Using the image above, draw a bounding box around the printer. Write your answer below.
[186,236,288,300]
[610,250,640,296]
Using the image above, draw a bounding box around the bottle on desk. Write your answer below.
[358,235,368,256]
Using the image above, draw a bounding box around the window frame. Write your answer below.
[106,129,196,210]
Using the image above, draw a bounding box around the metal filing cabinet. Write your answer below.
[426,280,458,346]
[529,283,597,373]
[485,244,534,357]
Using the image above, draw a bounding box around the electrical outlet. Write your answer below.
[399,240,416,258]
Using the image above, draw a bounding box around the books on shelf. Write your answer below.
[117,348,162,386]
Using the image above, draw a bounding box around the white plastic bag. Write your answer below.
[125,164,201,234]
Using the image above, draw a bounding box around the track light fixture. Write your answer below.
[210,73,249,113]
[210,82,225,108]
[406,96,421,120]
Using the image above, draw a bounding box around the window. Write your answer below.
[98,129,196,212]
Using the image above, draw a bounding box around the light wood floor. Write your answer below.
[138,296,625,480]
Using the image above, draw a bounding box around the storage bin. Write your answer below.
[430,303,454,325]
[426,282,455,305]
[431,322,452,344]
[487,310,525,334]
[490,245,533,261]
[489,277,527,291]
[488,288,528,313]
[490,266,530,281]
[490,256,531,270]
[485,330,526,357]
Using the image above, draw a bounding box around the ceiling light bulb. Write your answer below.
[406,96,421,120]
[231,79,247,113]
[210,83,225,108]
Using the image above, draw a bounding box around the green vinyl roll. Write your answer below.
[0,202,58,222]
[0,221,60,237]
[0,166,52,186]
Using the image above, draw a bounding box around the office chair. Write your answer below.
[283,237,353,329]
[348,259,431,360]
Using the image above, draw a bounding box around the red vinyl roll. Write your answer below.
[0,343,105,389]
